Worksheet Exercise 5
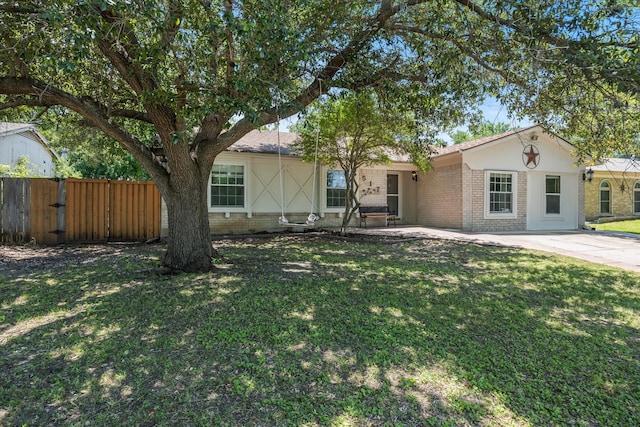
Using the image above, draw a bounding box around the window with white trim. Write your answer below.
[545,175,561,215]
[599,180,611,214]
[489,172,513,211]
[326,170,346,208]
[210,164,245,208]
[634,182,640,215]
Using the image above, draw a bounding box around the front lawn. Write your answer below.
[592,219,640,235]
[1,235,639,426]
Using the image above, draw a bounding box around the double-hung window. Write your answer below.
[326,170,346,208]
[545,175,561,215]
[210,164,245,208]
[489,172,513,212]
[486,171,517,218]
[634,182,640,215]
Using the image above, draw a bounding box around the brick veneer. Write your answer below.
[418,163,463,228]
[585,172,640,221]
[463,169,527,231]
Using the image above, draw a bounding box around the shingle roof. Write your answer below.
[227,130,300,155]
[0,122,34,136]
[592,157,640,173]
[435,125,539,157]
[227,127,550,162]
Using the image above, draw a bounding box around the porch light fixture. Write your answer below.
[583,168,594,182]
[411,171,418,181]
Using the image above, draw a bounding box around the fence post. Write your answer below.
[56,179,66,244]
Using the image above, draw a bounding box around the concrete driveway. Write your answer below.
[353,226,640,273]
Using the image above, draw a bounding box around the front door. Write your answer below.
[387,174,399,216]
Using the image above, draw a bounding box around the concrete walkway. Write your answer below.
[350,226,640,273]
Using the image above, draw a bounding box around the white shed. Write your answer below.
[0,122,58,177]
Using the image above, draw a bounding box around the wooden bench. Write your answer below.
[358,205,398,228]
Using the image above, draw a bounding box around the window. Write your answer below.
[210,164,244,208]
[326,170,346,208]
[485,171,517,219]
[489,172,513,213]
[634,182,640,215]
[599,180,611,214]
[545,175,561,215]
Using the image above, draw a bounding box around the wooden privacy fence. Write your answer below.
[0,178,161,244]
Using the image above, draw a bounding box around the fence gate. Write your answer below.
[108,180,161,241]
[1,178,30,243]
[29,179,64,245]
[65,179,109,241]
[65,179,161,242]
[0,178,161,244]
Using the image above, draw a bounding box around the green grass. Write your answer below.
[592,219,640,234]
[1,235,639,426]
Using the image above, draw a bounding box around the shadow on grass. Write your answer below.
[1,236,638,426]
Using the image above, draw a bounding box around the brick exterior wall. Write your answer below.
[207,212,349,235]
[358,168,387,206]
[418,163,463,228]
[463,169,527,232]
[418,164,530,232]
[585,172,640,221]
[161,206,351,236]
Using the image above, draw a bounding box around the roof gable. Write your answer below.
[434,125,575,158]
[0,122,58,159]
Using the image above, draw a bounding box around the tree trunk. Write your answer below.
[340,170,359,235]
[161,166,215,272]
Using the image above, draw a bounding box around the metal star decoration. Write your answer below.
[522,145,540,168]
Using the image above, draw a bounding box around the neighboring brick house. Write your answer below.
[161,126,587,236]
[584,158,640,221]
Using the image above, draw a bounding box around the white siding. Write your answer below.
[526,172,579,230]
[0,132,56,177]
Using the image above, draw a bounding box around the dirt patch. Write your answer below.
[0,232,420,277]
[0,243,160,278]
[213,229,424,244]
[320,231,425,244]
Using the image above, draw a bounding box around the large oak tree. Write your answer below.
[1,0,638,271]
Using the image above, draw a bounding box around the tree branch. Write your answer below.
[0,97,50,111]
[159,1,184,51]
[0,5,41,14]
[95,14,151,96]
[223,0,238,99]
[111,109,153,123]
[219,0,429,152]
[275,0,430,122]
[0,76,167,181]
[95,7,177,143]
[454,0,639,53]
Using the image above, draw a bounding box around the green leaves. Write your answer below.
[2,0,638,157]
[1,0,639,270]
